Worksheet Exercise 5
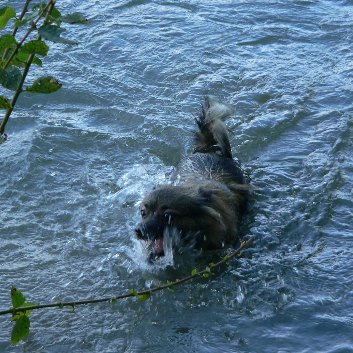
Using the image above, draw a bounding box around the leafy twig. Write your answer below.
[0,237,254,317]
[2,0,55,70]
[1,0,31,61]
[0,0,85,138]
[0,53,34,135]
[0,1,56,135]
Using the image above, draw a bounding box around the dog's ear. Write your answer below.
[198,187,212,203]
[197,188,223,224]
[200,205,226,231]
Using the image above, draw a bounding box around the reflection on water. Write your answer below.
[1,0,353,352]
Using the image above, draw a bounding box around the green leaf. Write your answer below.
[137,292,151,301]
[29,55,43,67]
[26,76,62,94]
[191,268,198,276]
[32,3,60,23]
[38,24,77,45]
[20,5,42,24]
[22,40,49,57]
[61,12,88,24]
[222,255,230,264]
[50,7,62,21]
[43,7,62,26]
[202,266,213,278]
[11,288,26,308]
[166,280,174,292]
[0,34,16,53]
[0,67,22,91]
[4,51,42,68]
[0,95,11,109]
[11,315,30,345]
[14,19,27,28]
[128,289,137,296]
[0,6,16,29]
[12,302,35,321]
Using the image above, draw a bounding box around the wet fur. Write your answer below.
[135,97,249,261]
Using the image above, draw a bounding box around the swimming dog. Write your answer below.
[135,97,248,262]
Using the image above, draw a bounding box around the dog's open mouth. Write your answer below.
[148,238,164,262]
[135,226,166,262]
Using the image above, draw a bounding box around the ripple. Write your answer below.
[1,0,353,352]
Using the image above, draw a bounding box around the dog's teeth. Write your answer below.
[204,235,206,241]
[168,215,172,225]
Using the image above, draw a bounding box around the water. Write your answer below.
[1,0,353,352]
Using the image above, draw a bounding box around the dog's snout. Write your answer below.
[135,225,145,239]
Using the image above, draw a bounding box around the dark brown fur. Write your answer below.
[135,97,249,262]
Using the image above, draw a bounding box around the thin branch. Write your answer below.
[0,237,254,316]
[1,0,32,60]
[0,0,56,135]
[0,54,34,135]
[18,0,33,24]
[2,0,56,70]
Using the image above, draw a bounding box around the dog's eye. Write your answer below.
[140,208,147,218]
[164,212,172,225]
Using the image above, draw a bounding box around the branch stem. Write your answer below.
[0,237,254,316]
[1,0,32,60]
[0,0,56,136]
[0,54,34,135]
[2,0,56,70]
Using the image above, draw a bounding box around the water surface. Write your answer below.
[1,1,353,352]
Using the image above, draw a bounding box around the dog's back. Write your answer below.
[179,97,247,190]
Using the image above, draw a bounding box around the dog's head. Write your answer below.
[135,184,231,262]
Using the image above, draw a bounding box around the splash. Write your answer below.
[128,227,202,271]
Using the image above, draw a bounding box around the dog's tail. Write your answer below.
[194,96,235,158]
